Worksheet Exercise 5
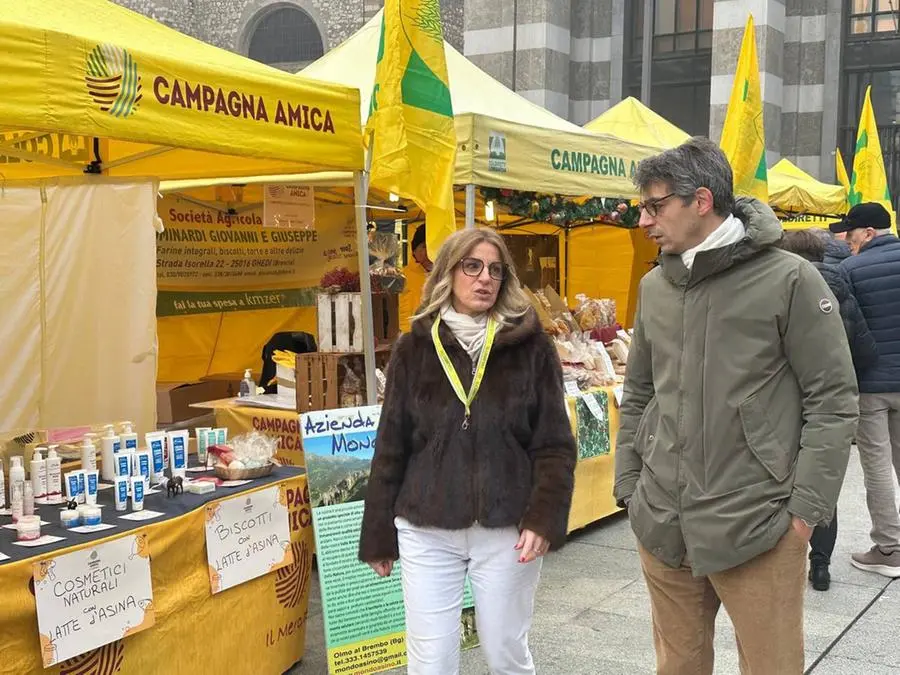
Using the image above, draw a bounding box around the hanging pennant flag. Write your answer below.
[848,86,895,228]
[720,15,768,203]
[365,2,457,259]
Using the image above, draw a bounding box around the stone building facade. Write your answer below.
[120,0,899,197]
[114,0,465,69]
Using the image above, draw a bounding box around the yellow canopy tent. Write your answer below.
[0,0,368,434]
[769,159,848,229]
[585,97,691,150]
[303,11,661,328]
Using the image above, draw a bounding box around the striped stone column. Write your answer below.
[464,0,571,119]
[709,0,785,163]
[781,0,831,177]
[569,0,622,124]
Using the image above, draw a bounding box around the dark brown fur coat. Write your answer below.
[358,307,577,562]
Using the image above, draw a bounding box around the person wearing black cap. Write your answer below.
[832,202,900,578]
[410,225,433,273]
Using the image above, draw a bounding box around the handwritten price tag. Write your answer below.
[205,486,293,594]
[32,532,154,667]
[583,392,607,422]
[563,381,581,398]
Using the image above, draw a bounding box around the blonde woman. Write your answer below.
[359,228,577,674]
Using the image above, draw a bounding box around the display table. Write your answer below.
[0,466,314,675]
[566,386,623,532]
[195,387,621,535]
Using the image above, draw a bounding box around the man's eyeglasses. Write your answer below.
[637,192,676,217]
[459,257,507,281]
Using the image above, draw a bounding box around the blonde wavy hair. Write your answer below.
[412,227,530,324]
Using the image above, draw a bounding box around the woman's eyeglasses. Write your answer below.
[459,257,506,281]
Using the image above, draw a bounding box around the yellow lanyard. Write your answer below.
[432,315,498,429]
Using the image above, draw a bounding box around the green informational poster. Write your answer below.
[576,390,611,460]
[301,406,476,675]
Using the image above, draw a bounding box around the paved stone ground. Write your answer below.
[291,448,900,674]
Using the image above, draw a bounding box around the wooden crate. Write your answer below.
[295,349,392,413]
[317,292,401,352]
[317,293,363,353]
[371,293,400,343]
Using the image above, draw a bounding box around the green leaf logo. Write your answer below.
[85,44,142,118]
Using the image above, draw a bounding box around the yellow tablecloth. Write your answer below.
[0,473,314,675]
[567,386,622,533]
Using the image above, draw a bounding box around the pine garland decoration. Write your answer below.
[481,188,640,228]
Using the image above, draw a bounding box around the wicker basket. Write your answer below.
[214,462,275,481]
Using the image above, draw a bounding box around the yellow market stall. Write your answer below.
[0,2,367,673]
[0,0,366,436]
[770,159,848,228]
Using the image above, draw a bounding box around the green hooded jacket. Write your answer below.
[614,198,859,576]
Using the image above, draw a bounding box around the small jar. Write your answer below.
[82,506,102,527]
[16,515,41,541]
[60,509,80,529]
[77,504,92,524]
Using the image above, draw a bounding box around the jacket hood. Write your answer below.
[658,197,783,287]
[411,305,543,348]
[823,238,851,264]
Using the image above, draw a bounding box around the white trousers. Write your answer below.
[395,517,542,675]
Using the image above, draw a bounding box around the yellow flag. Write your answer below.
[849,86,895,228]
[720,16,768,202]
[365,2,457,258]
[835,147,851,195]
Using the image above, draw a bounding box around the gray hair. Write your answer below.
[633,136,735,217]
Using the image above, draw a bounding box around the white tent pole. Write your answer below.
[465,184,476,229]
[354,163,378,405]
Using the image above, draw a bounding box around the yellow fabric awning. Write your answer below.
[584,97,690,150]
[769,159,848,223]
[302,12,659,199]
[0,0,363,181]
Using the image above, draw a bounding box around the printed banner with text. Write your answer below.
[157,194,357,317]
[301,406,478,675]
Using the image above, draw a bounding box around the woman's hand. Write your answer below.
[515,529,549,563]
[368,560,394,577]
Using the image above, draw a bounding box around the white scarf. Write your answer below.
[680,213,746,270]
[440,304,488,363]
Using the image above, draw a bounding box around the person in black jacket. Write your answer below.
[780,229,877,590]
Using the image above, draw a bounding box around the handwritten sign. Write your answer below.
[263,184,315,229]
[564,380,581,397]
[205,485,293,594]
[33,532,154,667]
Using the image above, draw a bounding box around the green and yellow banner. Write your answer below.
[720,15,769,203]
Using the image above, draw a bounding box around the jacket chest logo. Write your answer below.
[819,298,834,314]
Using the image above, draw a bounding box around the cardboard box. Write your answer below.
[157,381,238,425]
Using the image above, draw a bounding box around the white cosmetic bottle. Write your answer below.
[100,425,121,482]
[30,449,47,501]
[45,446,62,502]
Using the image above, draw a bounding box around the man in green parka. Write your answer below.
[614,137,859,675]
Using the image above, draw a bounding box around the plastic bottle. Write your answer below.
[10,456,25,522]
[119,421,138,453]
[239,369,254,398]
[81,435,97,472]
[23,481,34,516]
[46,446,62,501]
[100,426,121,482]
[30,449,47,501]
[0,458,6,509]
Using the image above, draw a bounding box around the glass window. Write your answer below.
[248,7,324,67]
[655,0,676,35]
[849,0,900,35]
[678,0,697,32]
[875,14,899,32]
[699,0,713,30]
